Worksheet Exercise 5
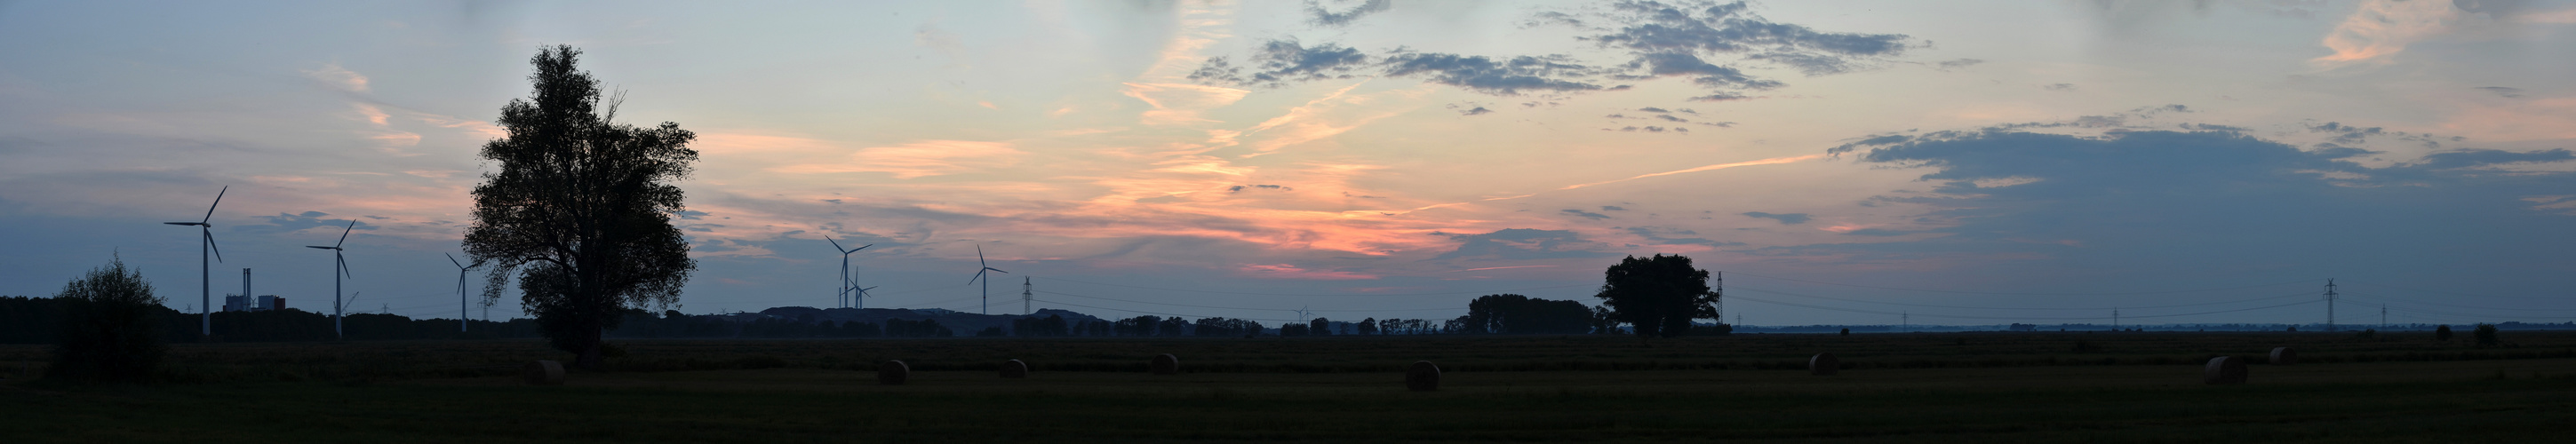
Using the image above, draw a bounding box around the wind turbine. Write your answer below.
[161,186,227,338]
[967,245,1009,314]
[825,236,871,308]
[447,253,484,333]
[306,220,355,339]
[850,285,877,310]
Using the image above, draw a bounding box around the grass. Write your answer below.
[4,332,2574,442]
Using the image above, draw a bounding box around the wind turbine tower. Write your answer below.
[448,253,483,332]
[161,186,227,338]
[967,245,1009,314]
[306,220,355,339]
[825,236,871,308]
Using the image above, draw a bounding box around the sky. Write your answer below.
[2,0,2572,328]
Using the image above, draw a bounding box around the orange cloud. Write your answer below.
[2311,0,2459,69]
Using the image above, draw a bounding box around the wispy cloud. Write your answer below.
[774,140,1024,178]
[2311,0,2458,69]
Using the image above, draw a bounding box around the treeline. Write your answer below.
[0,296,541,344]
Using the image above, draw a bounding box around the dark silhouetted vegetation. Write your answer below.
[47,257,166,383]
[1593,254,1720,338]
[1461,294,1595,335]
[2436,324,2454,340]
[466,44,699,369]
[2475,323,2500,346]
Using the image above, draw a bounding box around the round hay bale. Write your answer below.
[1405,361,1441,392]
[2269,347,2297,366]
[522,360,564,385]
[1808,353,1839,376]
[2204,356,2248,385]
[1150,353,1180,376]
[1000,359,1029,378]
[879,360,911,385]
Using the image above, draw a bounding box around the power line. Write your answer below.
[1727,295,2321,321]
[1033,276,1591,297]
[1729,285,2319,311]
[1037,289,1458,313]
[1725,272,2315,297]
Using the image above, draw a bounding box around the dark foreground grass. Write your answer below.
[7,357,2574,442]
[4,331,2569,382]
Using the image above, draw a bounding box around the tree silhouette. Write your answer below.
[465,45,698,369]
[48,256,166,382]
[1592,254,1719,339]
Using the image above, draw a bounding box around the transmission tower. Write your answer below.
[1022,276,1033,315]
[2324,279,2338,332]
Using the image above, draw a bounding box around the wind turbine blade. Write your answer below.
[447,253,464,268]
[977,245,987,266]
[201,186,227,224]
[204,231,224,263]
[825,235,846,252]
[339,254,352,278]
[307,246,334,250]
[990,268,1009,274]
[969,270,985,284]
[334,220,355,248]
[853,243,872,252]
[163,222,199,226]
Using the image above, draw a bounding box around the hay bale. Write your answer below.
[1405,361,1440,392]
[2269,347,2297,366]
[1000,359,1029,378]
[2204,356,2247,385]
[1808,353,1839,376]
[879,360,910,385]
[1151,353,1180,376]
[522,360,564,385]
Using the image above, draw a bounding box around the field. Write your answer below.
[5,331,2575,442]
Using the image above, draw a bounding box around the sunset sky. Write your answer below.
[3,0,2572,327]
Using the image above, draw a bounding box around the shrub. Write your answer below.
[2473,324,2500,346]
[47,256,167,383]
[2435,325,2453,341]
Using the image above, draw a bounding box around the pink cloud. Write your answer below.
[1238,263,1378,280]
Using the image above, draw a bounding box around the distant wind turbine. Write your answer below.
[161,186,227,338]
[447,253,484,333]
[306,220,355,339]
[850,285,877,309]
[825,236,872,308]
[968,245,1009,314]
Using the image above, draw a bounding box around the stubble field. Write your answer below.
[4,331,2572,442]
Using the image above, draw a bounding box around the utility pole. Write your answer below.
[2327,279,2341,331]
[2113,308,2120,330]
[1713,271,1724,325]
[1902,312,1909,333]
[2381,304,2388,330]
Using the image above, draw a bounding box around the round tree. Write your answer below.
[1592,254,1720,339]
[49,256,167,383]
[466,45,698,369]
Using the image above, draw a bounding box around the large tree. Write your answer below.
[467,45,697,369]
[1592,254,1719,339]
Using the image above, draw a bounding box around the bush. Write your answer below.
[2473,324,2500,346]
[2435,325,2453,341]
[47,256,168,383]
